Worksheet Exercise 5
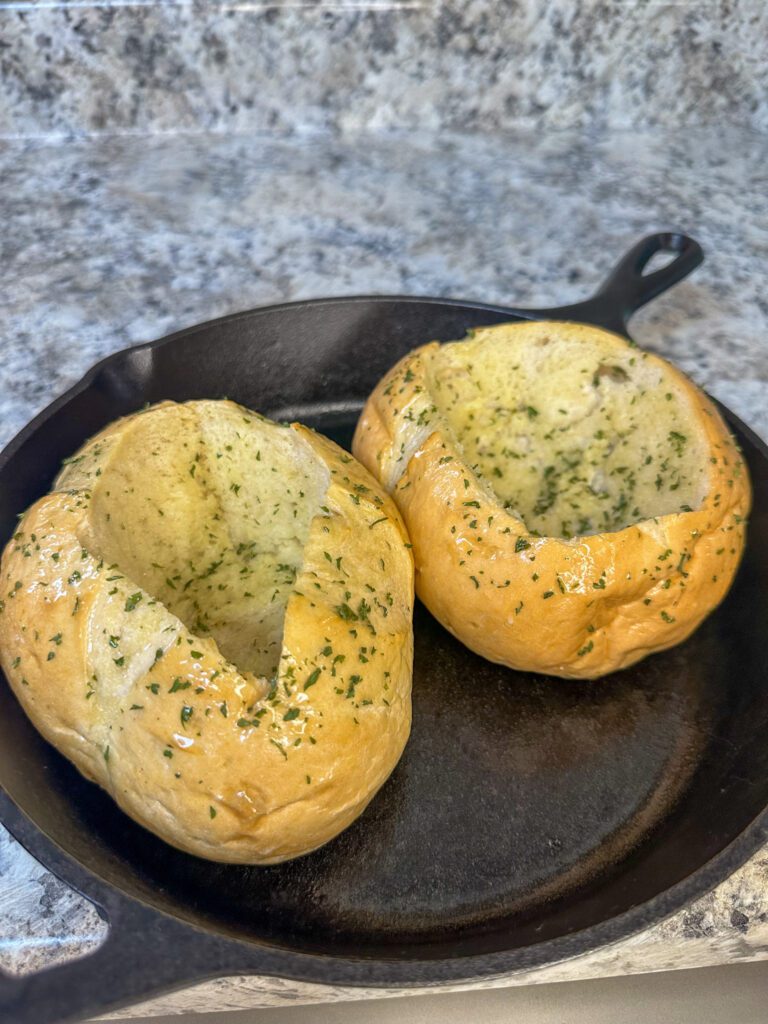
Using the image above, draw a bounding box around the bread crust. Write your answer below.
[353,322,750,679]
[0,401,413,863]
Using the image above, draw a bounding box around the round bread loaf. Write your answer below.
[0,401,413,863]
[353,321,750,679]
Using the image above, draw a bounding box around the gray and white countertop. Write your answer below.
[3,2,767,139]
[0,124,767,1019]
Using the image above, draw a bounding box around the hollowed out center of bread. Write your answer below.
[86,404,328,679]
[427,327,709,538]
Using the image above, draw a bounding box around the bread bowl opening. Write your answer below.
[426,326,709,538]
[84,403,329,679]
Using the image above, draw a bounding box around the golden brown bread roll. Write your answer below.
[353,321,750,679]
[0,401,414,863]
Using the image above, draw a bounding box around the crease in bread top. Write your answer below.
[0,400,414,862]
[68,401,328,682]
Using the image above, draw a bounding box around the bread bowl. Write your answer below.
[0,400,413,863]
[353,321,750,679]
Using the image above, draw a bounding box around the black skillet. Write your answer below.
[2,232,768,1024]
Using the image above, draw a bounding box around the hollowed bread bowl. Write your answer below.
[0,400,414,863]
[353,321,749,679]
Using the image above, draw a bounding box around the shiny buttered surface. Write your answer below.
[353,321,750,679]
[0,401,414,863]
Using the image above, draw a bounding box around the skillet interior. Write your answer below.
[1,298,768,963]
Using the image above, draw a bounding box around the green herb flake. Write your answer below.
[283,707,300,722]
[668,431,687,457]
[304,667,321,690]
[335,603,358,622]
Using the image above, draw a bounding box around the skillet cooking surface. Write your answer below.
[2,236,768,1024]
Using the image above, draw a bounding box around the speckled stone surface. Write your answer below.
[0,1,766,139]
[0,126,767,1017]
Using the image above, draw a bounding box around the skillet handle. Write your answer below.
[0,890,238,1024]
[524,232,704,336]
[0,799,280,1024]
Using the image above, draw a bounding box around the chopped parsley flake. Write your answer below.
[335,603,358,621]
[304,667,321,690]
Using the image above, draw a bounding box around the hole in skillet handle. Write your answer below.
[517,232,704,338]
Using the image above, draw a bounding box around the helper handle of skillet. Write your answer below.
[0,793,283,1024]
[0,894,246,1024]
[517,231,704,336]
[0,230,705,1024]
[0,857,294,1024]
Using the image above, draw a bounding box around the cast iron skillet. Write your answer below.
[2,233,768,1024]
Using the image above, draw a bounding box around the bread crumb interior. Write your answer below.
[427,326,709,538]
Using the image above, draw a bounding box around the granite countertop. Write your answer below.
[1,125,767,1019]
